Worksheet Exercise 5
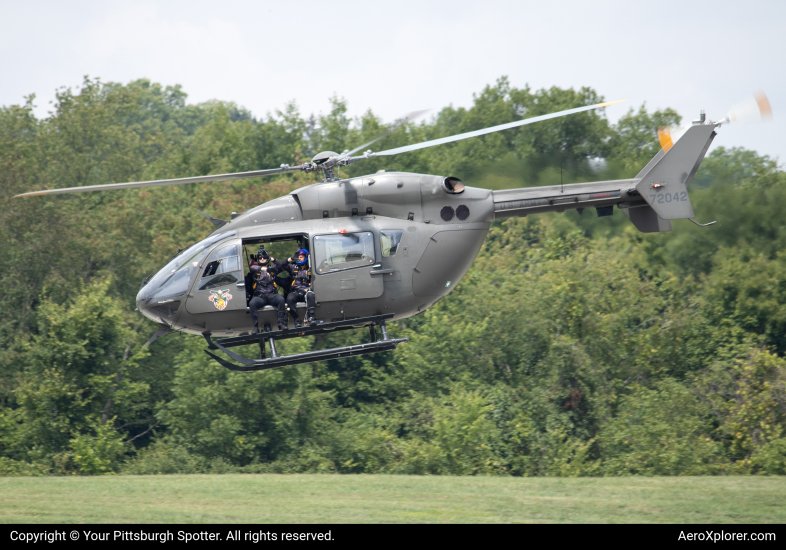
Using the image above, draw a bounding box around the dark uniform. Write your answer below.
[248,263,287,331]
[278,251,316,327]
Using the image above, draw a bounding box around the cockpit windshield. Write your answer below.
[137,231,236,303]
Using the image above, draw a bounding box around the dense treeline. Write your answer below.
[0,77,784,476]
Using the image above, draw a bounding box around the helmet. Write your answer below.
[295,249,309,266]
[257,247,270,264]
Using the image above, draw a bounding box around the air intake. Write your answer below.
[442,177,465,194]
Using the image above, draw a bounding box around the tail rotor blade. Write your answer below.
[721,91,773,125]
[659,91,773,152]
[657,124,690,152]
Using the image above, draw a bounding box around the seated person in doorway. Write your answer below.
[248,247,288,332]
[279,248,317,328]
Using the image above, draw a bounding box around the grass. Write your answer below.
[1,475,784,523]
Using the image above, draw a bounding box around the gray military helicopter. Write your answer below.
[17,96,764,371]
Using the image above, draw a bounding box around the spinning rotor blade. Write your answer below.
[658,91,772,152]
[657,124,690,152]
[14,166,298,198]
[16,99,628,198]
[341,109,430,157]
[368,100,627,157]
[721,91,772,125]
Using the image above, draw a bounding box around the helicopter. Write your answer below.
[15,93,771,371]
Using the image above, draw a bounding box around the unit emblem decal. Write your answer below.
[208,289,233,311]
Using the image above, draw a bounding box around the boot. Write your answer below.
[263,323,272,333]
[252,323,260,334]
[307,309,317,326]
[294,318,302,329]
[278,313,288,331]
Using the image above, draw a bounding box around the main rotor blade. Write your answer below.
[342,109,430,158]
[369,100,627,157]
[14,166,298,198]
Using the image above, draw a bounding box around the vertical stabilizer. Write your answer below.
[635,124,717,220]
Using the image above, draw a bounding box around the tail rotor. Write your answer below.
[657,91,772,152]
[718,91,772,125]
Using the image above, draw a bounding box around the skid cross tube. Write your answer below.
[202,313,396,350]
[202,313,407,371]
[205,338,409,371]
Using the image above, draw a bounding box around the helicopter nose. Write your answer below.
[136,294,156,323]
[136,285,182,326]
[137,296,182,326]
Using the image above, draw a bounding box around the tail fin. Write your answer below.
[631,124,717,228]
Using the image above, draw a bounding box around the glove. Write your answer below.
[287,257,295,264]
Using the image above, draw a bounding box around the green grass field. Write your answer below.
[1,475,784,523]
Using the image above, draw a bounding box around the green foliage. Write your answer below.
[69,417,127,475]
[1,76,785,477]
[0,458,50,477]
[607,105,681,175]
[601,379,724,475]
[122,437,227,475]
[694,349,786,473]
[1,279,150,473]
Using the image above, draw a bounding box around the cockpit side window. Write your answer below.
[209,243,238,261]
[202,256,240,278]
[202,243,240,278]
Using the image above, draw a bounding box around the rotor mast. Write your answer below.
[286,150,368,183]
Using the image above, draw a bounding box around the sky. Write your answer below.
[1,0,783,163]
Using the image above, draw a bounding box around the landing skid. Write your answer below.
[202,314,408,371]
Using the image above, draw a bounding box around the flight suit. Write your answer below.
[278,261,316,324]
[248,264,287,330]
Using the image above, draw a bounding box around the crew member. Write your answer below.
[248,247,287,332]
[280,248,317,327]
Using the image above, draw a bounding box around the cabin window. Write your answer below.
[380,230,404,257]
[314,232,375,274]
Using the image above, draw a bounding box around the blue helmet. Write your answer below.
[295,249,309,266]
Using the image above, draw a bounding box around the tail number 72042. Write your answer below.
[650,191,688,204]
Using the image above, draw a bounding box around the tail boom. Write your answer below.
[491,121,719,233]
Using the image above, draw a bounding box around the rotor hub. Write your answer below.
[311,151,339,165]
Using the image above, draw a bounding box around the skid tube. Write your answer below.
[202,314,408,371]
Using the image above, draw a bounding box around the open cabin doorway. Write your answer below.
[241,233,309,307]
